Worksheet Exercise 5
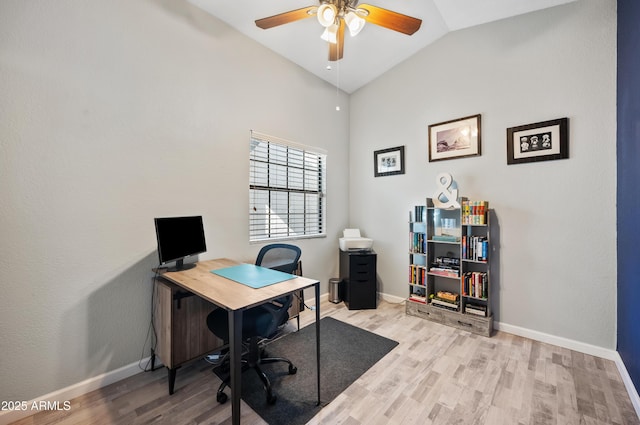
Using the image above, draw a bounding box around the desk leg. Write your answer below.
[229,308,242,425]
[168,367,177,395]
[315,282,321,406]
[150,349,156,371]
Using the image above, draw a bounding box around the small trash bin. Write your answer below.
[329,278,342,303]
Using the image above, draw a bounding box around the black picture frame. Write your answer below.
[428,114,481,162]
[507,118,569,165]
[374,146,405,177]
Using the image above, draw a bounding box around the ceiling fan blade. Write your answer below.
[357,4,422,35]
[255,6,317,30]
[328,20,345,61]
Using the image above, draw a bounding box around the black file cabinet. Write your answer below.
[339,249,377,310]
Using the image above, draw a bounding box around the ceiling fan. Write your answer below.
[255,0,422,61]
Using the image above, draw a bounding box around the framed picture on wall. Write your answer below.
[428,114,482,162]
[374,146,405,177]
[507,118,569,165]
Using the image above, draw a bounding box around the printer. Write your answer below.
[338,228,373,251]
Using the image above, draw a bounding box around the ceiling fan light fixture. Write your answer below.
[355,7,369,18]
[344,11,365,36]
[320,24,339,44]
[317,3,337,27]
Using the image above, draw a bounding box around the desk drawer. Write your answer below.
[350,265,374,279]
[350,258,375,276]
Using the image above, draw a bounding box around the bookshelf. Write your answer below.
[408,206,427,301]
[407,198,493,337]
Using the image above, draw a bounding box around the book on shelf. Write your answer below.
[462,200,489,225]
[465,303,487,317]
[435,291,459,302]
[431,291,460,310]
[434,256,460,267]
[429,268,459,278]
[429,270,459,278]
[409,294,427,304]
[462,271,488,298]
[465,308,487,317]
[411,205,426,223]
[409,264,427,286]
[462,235,488,261]
[409,231,426,254]
[431,299,459,311]
[432,235,460,242]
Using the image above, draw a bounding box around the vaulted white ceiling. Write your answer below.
[188,0,577,93]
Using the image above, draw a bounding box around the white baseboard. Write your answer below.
[379,292,407,304]
[494,321,618,360]
[0,358,155,425]
[613,352,640,419]
[305,291,328,308]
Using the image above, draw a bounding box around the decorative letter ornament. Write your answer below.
[433,173,460,209]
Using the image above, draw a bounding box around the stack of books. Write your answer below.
[430,291,459,311]
[465,303,487,317]
[409,294,427,304]
[429,256,459,278]
[409,287,427,304]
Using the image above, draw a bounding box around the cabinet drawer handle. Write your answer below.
[457,321,473,327]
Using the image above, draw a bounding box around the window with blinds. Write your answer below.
[249,131,327,242]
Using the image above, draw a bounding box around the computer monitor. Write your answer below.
[154,215,207,271]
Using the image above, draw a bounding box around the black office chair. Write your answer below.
[206,243,302,405]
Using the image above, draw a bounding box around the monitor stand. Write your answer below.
[167,258,196,272]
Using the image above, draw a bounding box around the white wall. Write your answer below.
[0,0,349,402]
[349,0,616,349]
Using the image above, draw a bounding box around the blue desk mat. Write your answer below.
[211,264,295,288]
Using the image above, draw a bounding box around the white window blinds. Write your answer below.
[249,131,327,242]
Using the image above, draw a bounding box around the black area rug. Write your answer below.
[220,316,398,425]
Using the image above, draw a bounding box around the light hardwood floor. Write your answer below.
[12,299,640,425]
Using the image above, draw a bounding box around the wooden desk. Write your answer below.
[157,258,321,425]
[153,261,306,394]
